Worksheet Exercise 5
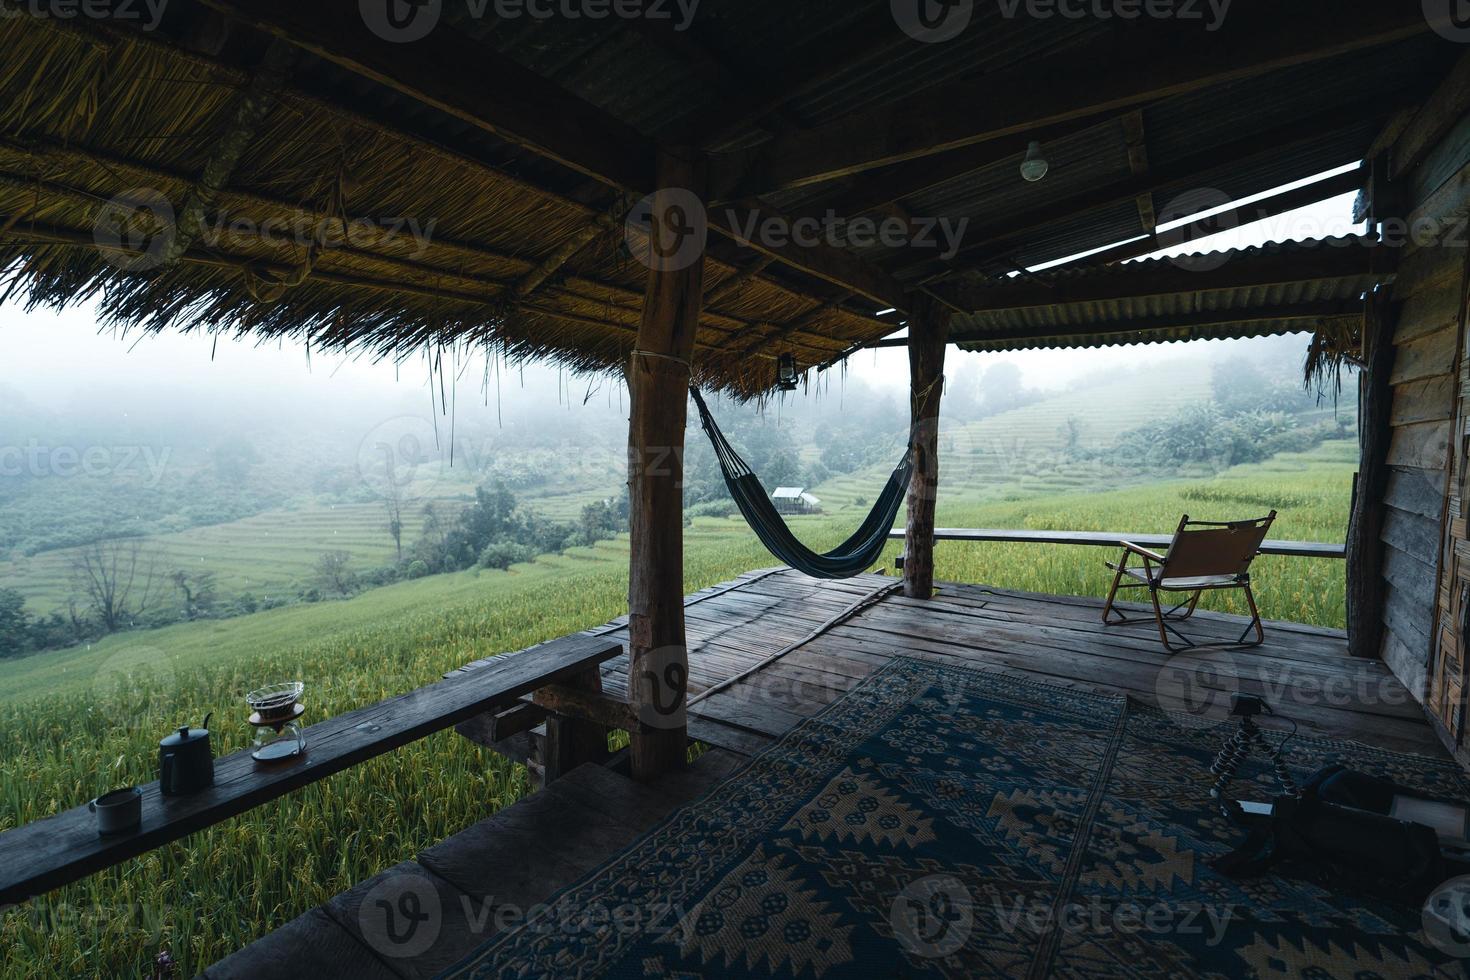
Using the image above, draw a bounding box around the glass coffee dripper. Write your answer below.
[246,682,307,764]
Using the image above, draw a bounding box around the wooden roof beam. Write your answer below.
[907,102,1389,281]
[953,238,1391,314]
[1121,110,1156,234]
[195,0,655,190]
[713,0,1434,200]
[160,37,295,267]
[194,0,916,314]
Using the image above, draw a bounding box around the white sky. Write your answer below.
[0,167,1363,414]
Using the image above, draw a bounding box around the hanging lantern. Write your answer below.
[776,353,800,391]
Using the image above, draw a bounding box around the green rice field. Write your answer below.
[0,441,1356,977]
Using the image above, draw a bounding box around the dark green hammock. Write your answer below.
[690,387,913,580]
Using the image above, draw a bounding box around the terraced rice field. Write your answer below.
[0,482,623,615]
[814,358,1216,508]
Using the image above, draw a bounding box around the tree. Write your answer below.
[383,480,405,561]
[169,569,219,621]
[68,539,162,632]
[0,588,29,656]
[315,551,356,597]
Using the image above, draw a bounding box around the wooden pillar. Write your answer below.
[904,296,952,599]
[1347,287,1396,659]
[627,148,707,780]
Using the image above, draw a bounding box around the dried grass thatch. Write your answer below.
[0,16,890,397]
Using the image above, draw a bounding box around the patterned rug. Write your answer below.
[441,658,1470,979]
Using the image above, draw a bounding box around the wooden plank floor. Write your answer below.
[204,569,1448,976]
[679,571,1446,760]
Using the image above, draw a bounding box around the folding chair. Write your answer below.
[1102,512,1277,654]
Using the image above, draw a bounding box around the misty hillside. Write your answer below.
[0,335,1356,646]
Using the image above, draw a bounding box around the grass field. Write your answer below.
[0,441,1356,977]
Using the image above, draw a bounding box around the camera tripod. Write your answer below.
[1209,695,1300,822]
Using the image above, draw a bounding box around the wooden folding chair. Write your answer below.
[1102,512,1277,654]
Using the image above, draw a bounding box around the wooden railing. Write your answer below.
[888,528,1345,560]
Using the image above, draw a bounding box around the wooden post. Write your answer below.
[904,295,952,599]
[1347,287,1396,659]
[627,148,708,780]
[541,668,610,784]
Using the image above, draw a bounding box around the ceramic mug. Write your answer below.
[89,787,143,837]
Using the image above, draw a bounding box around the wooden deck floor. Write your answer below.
[206,570,1447,977]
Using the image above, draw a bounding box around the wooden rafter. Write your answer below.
[908,102,1386,281]
[714,0,1432,199]
[161,38,295,267]
[192,0,915,314]
[734,292,854,360]
[1120,110,1156,235]
[704,255,774,307]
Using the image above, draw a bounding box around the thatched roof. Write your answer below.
[0,14,892,396]
[0,3,1455,393]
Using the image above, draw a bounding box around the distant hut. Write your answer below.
[771,488,822,515]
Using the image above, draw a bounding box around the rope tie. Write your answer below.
[631,349,692,373]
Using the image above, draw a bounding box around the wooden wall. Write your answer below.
[1382,112,1470,749]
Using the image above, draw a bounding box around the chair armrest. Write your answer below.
[1119,541,1167,564]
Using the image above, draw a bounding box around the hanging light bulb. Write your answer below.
[1020,141,1050,183]
[776,353,800,392]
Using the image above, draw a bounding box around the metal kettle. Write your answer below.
[159,712,215,797]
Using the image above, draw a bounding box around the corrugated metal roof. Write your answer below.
[954,236,1380,353]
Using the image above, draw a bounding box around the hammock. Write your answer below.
[690,387,913,580]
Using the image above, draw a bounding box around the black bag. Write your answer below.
[1213,766,1451,905]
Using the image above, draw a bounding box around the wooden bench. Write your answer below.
[889,527,1345,560]
[0,634,623,908]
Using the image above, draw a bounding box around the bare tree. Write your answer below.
[315,551,356,597]
[383,478,405,561]
[68,539,163,632]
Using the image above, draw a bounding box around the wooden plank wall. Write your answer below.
[1383,109,1470,745]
